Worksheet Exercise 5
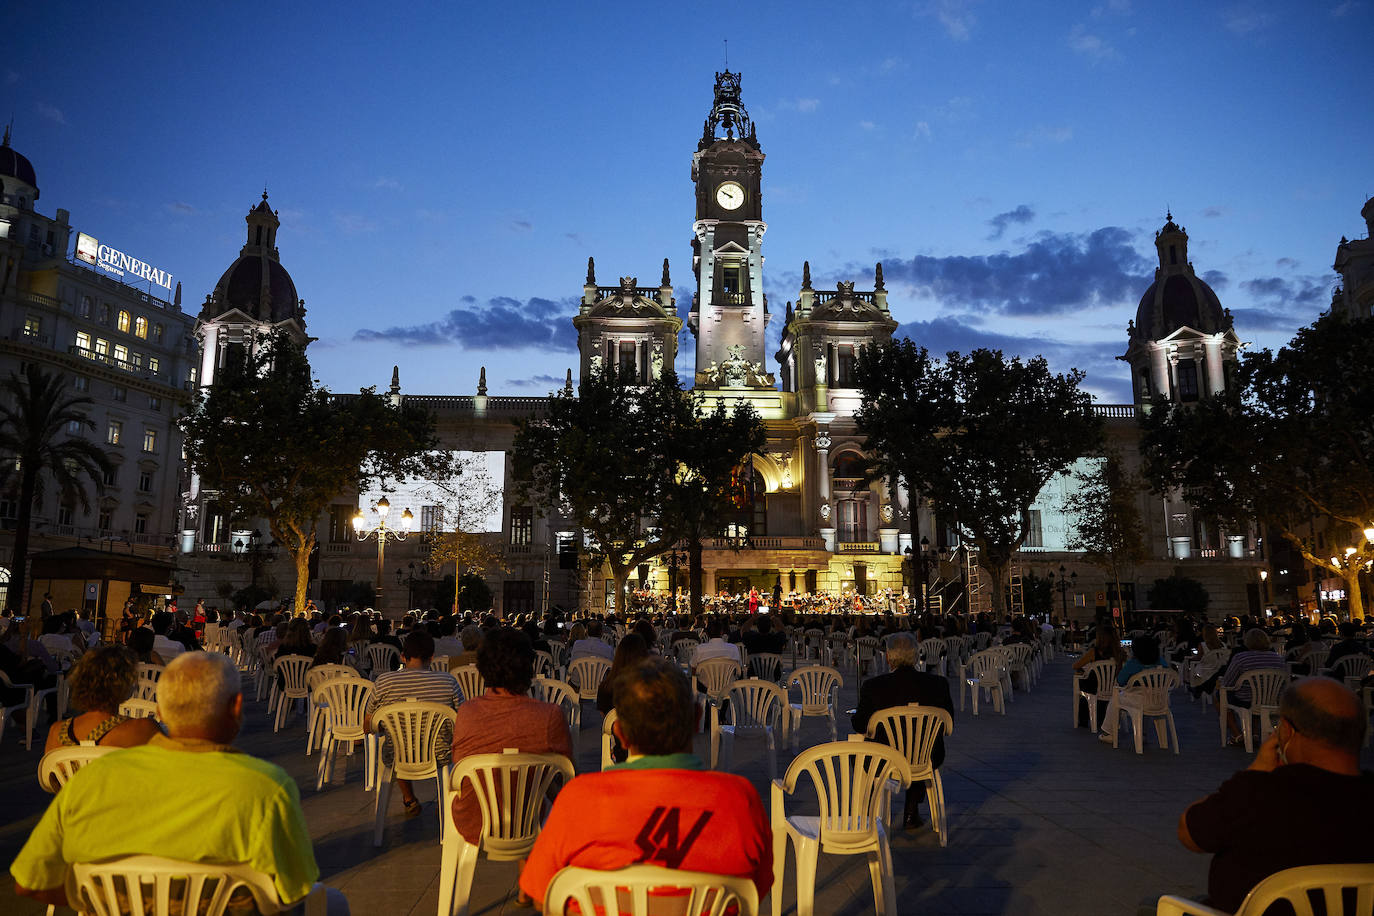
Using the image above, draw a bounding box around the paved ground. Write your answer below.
[3,652,1368,916]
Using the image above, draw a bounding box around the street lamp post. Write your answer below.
[903,537,943,612]
[353,496,413,614]
[1048,564,1077,620]
[396,561,426,610]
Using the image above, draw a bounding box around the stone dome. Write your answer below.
[0,127,38,196]
[1132,213,1226,339]
[199,193,305,328]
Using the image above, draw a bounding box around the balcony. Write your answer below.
[836,541,880,554]
[704,536,827,551]
[67,344,166,383]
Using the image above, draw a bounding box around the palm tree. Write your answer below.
[0,364,114,613]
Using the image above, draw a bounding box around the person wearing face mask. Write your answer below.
[1169,678,1374,914]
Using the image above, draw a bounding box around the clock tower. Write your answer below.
[688,71,774,389]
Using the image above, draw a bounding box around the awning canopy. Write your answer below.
[29,547,179,588]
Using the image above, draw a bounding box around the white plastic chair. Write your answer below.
[0,670,49,750]
[1006,643,1035,690]
[748,652,783,683]
[38,745,118,793]
[545,864,758,916]
[1075,659,1118,732]
[451,664,486,704]
[437,749,575,916]
[962,648,1009,716]
[530,677,581,753]
[430,656,450,672]
[365,642,401,677]
[1111,668,1181,755]
[600,709,618,771]
[304,665,362,756]
[865,705,954,846]
[1218,668,1288,753]
[119,698,159,720]
[268,656,312,732]
[1155,863,1374,915]
[918,638,947,677]
[695,658,743,752]
[771,737,909,916]
[313,678,375,790]
[854,636,881,677]
[567,657,612,708]
[134,663,165,702]
[68,855,327,916]
[787,665,844,750]
[718,678,787,780]
[370,699,458,845]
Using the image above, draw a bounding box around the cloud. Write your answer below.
[507,373,568,390]
[1067,24,1120,62]
[1239,275,1328,307]
[333,212,376,233]
[1275,257,1297,269]
[1202,269,1230,290]
[858,120,877,131]
[922,0,978,40]
[873,225,1152,317]
[167,201,196,215]
[35,102,66,124]
[373,177,402,190]
[779,97,820,114]
[1223,5,1276,33]
[511,219,533,232]
[1331,1,1362,16]
[1092,0,1132,16]
[354,295,579,351]
[1014,124,1074,148]
[986,204,1035,240]
[1201,205,1228,218]
[914,121,932,140]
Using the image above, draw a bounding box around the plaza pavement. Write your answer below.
[3,651,1368,916]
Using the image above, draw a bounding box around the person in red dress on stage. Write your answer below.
[748,587,760,614]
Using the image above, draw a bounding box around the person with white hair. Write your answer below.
[11,651,347,913]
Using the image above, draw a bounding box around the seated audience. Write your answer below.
[450,624,483,669]
[1174,678,1374,913]
[12,652,346,913]
[1324,621,1371,670]
[519,656,771,905]
[1218,628,1285,743]
[148,612,186,661]
[311,626,350,669]
[432,616,463,659]
[851,632,954,828]
[129,627,165,666]
[364,630,461,817]
[449,628,573,903]
[1072,623,1127,728]
[1098,633,1164,745]
[689,618,743,671]
[569,620,613,661]
[44,644,161,755]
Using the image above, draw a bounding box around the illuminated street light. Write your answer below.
[353,496,414,614]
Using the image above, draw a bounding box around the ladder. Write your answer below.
[963,546,993,617]
[1008,567,1025,618]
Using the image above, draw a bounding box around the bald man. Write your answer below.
[1175,677,1374,912]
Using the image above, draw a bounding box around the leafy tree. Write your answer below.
[1147,574,1209,615]
[1141,313,1374,619]
[181,333,446,616]
[0,365,115,612]
[1063,449,1148,616]
[657,395,766,617]
[1020,570,1054,620]
[511,366,764,615]
[856,342,1102,617]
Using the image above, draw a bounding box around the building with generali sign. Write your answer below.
[0,127,198,617]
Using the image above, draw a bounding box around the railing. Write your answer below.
[832,477,867,491]
[22,292,63,310]
[704,535,826,551]
[400,395,551,411]
[837,541,880,554]
[506,543,532,554]
[323,543,352,555]
[596,285,665,301]
[813,289,875,305]
[66,344,166,383]
[1093,404,1138,418]
[10,327,50,345]
[67,260,179,311]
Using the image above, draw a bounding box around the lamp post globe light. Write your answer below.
[1048,564,1077,620]
[353,496,413,615]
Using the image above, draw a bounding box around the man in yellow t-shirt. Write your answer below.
[11,652,339,913]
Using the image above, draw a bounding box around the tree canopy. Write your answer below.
[0,365,115,612]
[855,341,1102,616]
[511,365,764,614]
[180,333,446,614]
[1141,312,1374,619]
[1063,449,1148,613]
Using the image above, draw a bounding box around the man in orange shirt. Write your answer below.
[520,656,772,911]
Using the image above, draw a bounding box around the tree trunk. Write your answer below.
[983,558,1008,621]
[610,566,629,615]
[689,537,704,618]
[8,464,39,614]
[1345,572,1365,623]
[291,536,312,617]
[453,564,463,615]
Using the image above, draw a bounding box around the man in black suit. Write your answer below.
[851,632,955,828]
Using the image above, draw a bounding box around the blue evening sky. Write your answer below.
[10,1,1372,403]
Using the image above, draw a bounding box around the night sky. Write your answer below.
[11,1,1372,403]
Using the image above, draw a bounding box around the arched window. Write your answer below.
[134,316,148,339]
[117,310,131,333]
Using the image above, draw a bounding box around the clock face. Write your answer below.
[716,181,745,211]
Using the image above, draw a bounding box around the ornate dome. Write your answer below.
[200,193,305,328]
[0,126,38,196]
[1132,213,1227,339]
